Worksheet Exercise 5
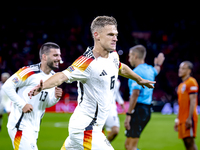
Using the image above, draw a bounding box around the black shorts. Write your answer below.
[125,103,151,138]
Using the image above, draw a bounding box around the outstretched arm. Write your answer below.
[119,63,142,82]
[119,63,156,88]
[28,72,68,98]
[42,72,68,90]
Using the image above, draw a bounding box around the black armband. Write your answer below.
[126,112,133,116]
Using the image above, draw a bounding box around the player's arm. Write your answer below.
[43,72,67,90]
[2,74,33,113]
[119,63,155,88]
[188,94,197,118]
[28,72,68,99]
[185,93,197,128]
[2,74,26,109]
[124,89,139,130]
[174,111,179,132]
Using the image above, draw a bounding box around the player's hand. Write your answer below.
[120,104,125,112]
[55,87,63,99]
[174,122,179,132]
[28,80,43,99]
[22,104,33,113]
[185,117,192,129]
[137,79,156,89]
[124,115,131,130]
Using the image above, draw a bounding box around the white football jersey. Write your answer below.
[2,63,59,131]
[63,47,122,131]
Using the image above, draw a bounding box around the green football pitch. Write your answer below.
[0,112,199,150]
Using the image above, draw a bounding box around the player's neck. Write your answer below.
[40,63,52,75]
[182,74,190,82]
[92,46,109,58]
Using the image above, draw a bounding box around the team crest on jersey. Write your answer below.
[66,66,75,73]
[181,84,186,93]
[113,58,119,69]
[12,77,19,84]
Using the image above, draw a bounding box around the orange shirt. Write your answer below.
[177,77,199,123]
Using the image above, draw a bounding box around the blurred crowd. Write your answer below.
[1,5,200,105]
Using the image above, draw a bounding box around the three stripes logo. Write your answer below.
[100,70,107,76]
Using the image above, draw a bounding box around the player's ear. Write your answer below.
[133,52,138,59]
[42,54,47,61]
[189,69,192,75]
[94,32,100,41]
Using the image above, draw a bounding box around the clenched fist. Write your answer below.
[55,87,63,99]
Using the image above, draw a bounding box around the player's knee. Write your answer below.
[125,142,129,150]
[125,138,131,150]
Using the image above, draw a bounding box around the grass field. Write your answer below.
[0,112,199,150]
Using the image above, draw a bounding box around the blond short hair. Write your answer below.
[90,16,117,38]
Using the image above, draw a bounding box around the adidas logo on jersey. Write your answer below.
[100,70,107,76]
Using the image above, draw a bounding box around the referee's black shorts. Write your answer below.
[125,103,151,138]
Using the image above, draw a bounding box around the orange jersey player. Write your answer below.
[174,61,198,150]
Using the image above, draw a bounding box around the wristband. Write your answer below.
[174,118,179,123]
[126,112,132,116]
[155,64,161,66]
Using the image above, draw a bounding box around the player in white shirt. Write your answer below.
[104,79,124,142]
[28,16,155,150]
[0,72,12,131]
[2,42,63,150]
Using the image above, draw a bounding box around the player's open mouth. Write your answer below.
[55,61,59,66]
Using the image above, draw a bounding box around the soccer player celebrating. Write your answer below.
[124,45,165,150]
[28,16,155,150]
[2,42,63,150]
[174,61,198,150]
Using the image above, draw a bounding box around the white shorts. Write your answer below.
[104,108,120,131]
[61,126,114,150]
[8,128,38,150]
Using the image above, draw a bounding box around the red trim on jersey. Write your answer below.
[16,67,38,81]
[119,62,122,70]
[14,130,22,150]
[72,56,94,71]
[83,130,92,149]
